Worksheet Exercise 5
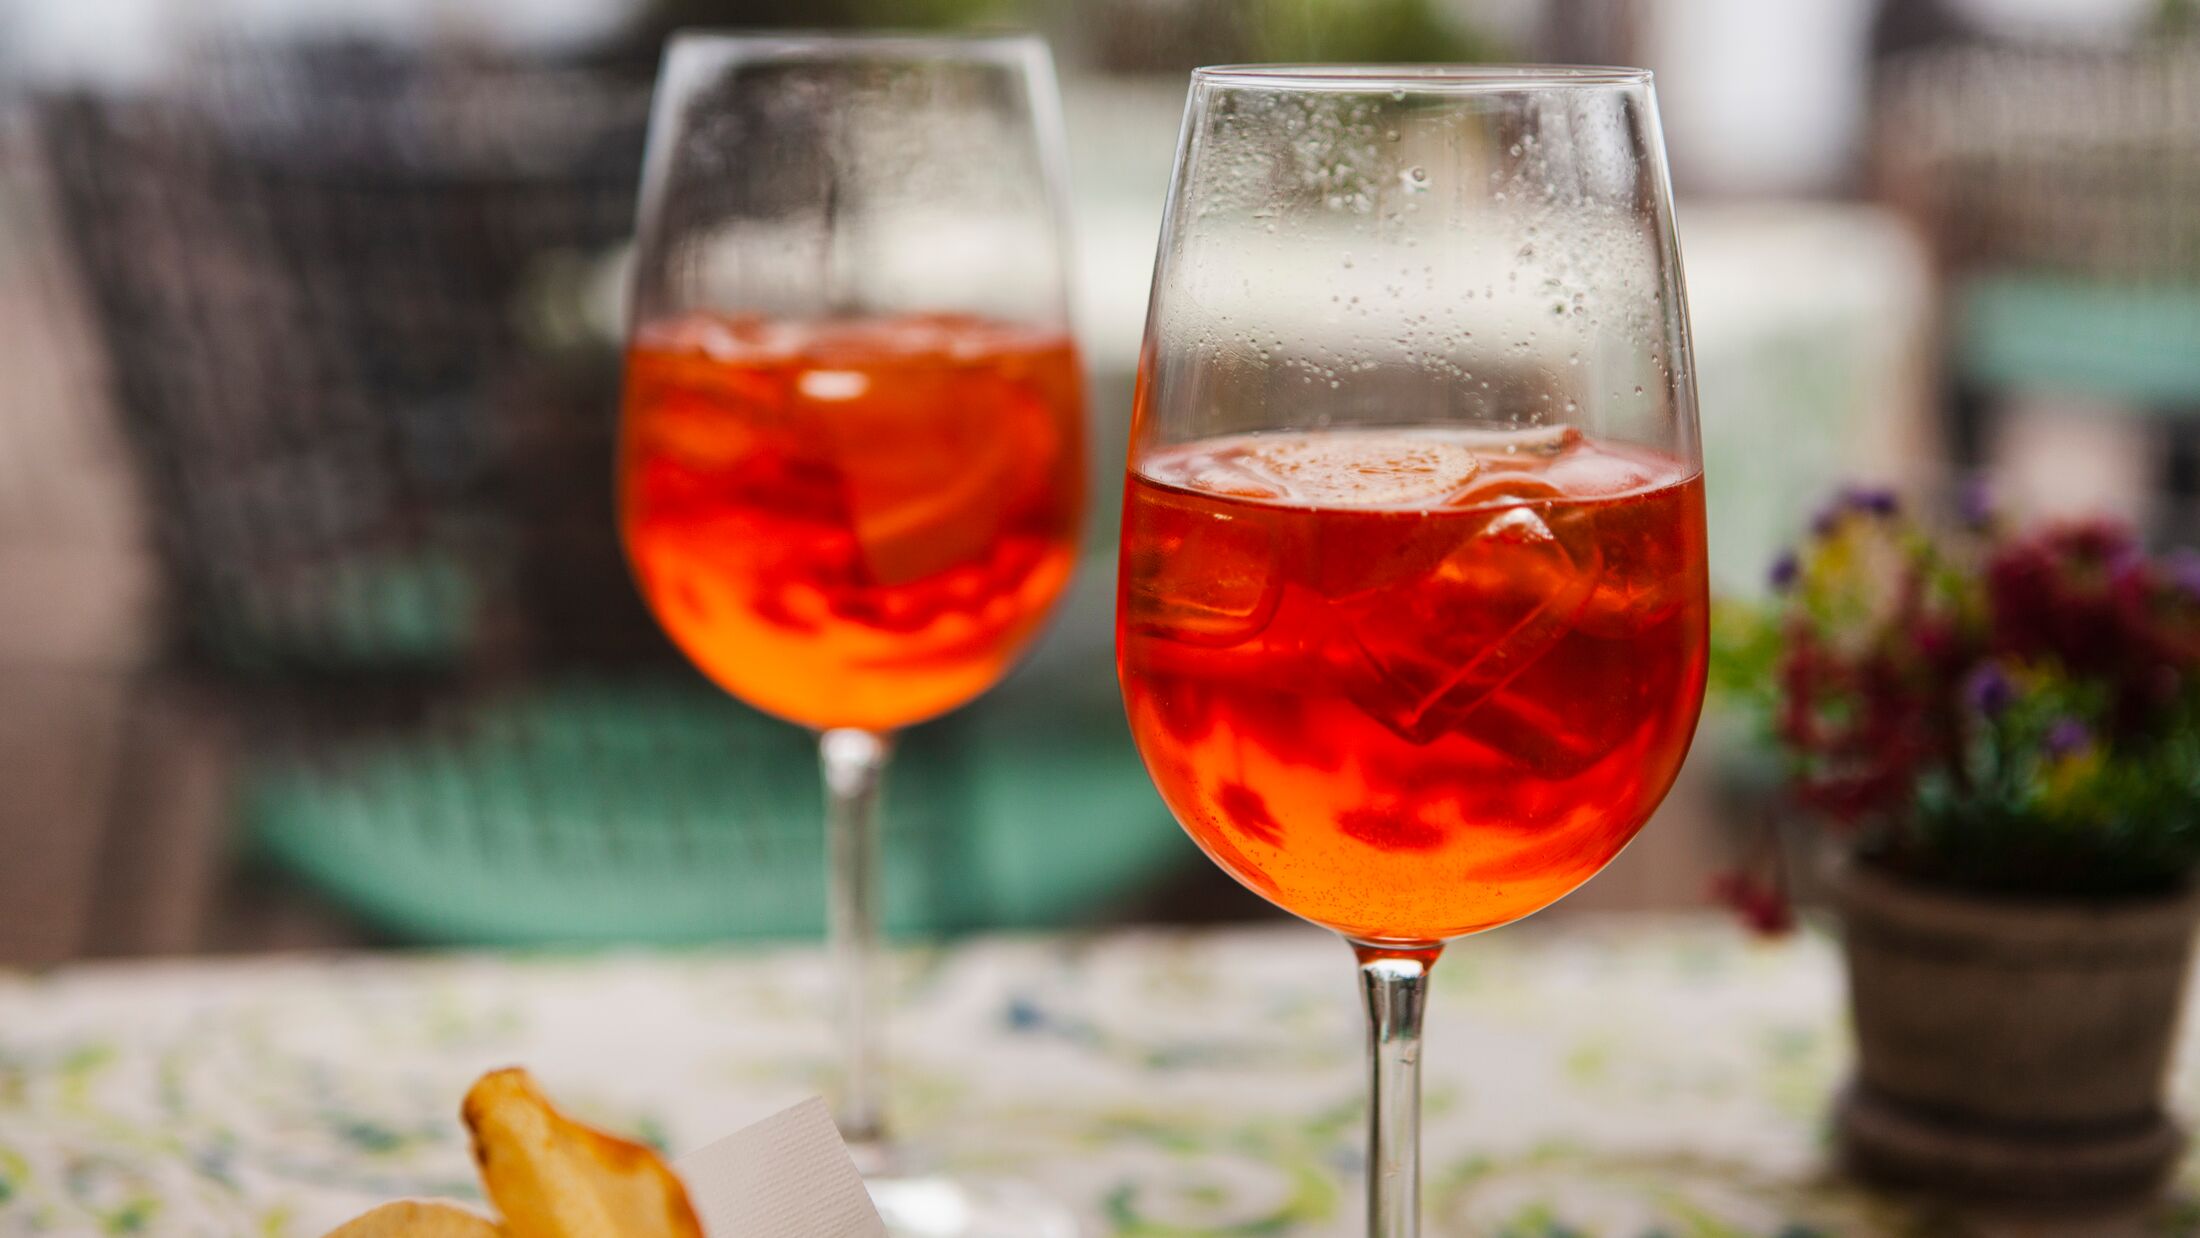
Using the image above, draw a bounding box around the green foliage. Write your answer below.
[2155,0,2200,38]
[1706,598,1780,715]
[848,0,1025,29]
[1900,686,2200,896]
[1243,0,1499,63]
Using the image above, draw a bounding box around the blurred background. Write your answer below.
[0,0,2193,964]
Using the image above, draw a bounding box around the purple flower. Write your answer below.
[2043,717,2092,761]
[1964,663,2014,717]
[1958,477,1995,529]
[2167,549,2200,603]
[1848,486,1900,517]
[1769,550,1800,592]
[1809,485,1901,538]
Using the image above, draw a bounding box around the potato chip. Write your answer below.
[323,1200,503,1237]
[463,1067,703,1238]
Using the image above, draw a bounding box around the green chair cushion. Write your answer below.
[1955,275,2200,406]
[249,672,1184,945]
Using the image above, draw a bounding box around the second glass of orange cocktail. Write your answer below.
[619,32,1083,1237]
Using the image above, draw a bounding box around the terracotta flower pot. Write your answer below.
[1830,859,2200,1205]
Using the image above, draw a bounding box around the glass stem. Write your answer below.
[1356,944,1437,1238]
[822,727,892,1156]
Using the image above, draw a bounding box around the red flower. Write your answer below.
[1987,520,2200,735]
[1986,520,2136,678]
[1711,869,1795,935]
[1772,548,1972,826]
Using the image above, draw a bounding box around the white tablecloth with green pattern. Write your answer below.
[4,918,2196,1236]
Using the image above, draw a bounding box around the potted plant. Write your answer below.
[1717,488,2200,1205]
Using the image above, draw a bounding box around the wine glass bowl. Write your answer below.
[1120,431,1706,944]
[1115,65,1707,1235]
[622,35,1085,736]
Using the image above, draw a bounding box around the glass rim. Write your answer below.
[665,27,1047,60]
[1192,63,1653,92]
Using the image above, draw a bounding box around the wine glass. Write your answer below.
[1117,66,1706,1236]
[620,32,1083,1236]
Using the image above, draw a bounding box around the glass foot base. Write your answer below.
[866,1174,1080,1238]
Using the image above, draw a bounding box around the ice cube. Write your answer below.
[1333,500,1604,745]
[1146,452,1286,501]
[1307,449,1567,600]
[1540,441,1663,497]
[1440,470,1566,511]
[1307,510,1458,600]
[1448,683,1615,779]
[819,369,1024,587]
[1460,424,1583,470]
[1574,521,1702,641]
[634,385,772,472]
[1230,433,1481,508]
[1573,552,1692,638]
[1123,487,1283,648]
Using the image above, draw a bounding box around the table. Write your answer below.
[2,919,2194,1236]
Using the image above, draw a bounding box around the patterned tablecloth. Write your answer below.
[3,917,2197,1237]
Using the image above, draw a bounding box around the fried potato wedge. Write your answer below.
[323,1200,503,1237]
[463,1067,703,1238]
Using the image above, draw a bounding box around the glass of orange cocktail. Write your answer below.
[620,33,1082,1236]
[1118,66,1707,1237]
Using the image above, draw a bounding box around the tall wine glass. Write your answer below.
[1117,66,1706,1236]
[620,32,1083,1236]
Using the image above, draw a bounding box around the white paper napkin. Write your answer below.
[677,1097,887,1238]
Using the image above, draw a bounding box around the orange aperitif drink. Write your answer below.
[621,313,1085,731]
[1118,427,1707,944]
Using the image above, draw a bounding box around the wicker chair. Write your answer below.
[39,44,1180,945]
[1872,41,2200,487]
